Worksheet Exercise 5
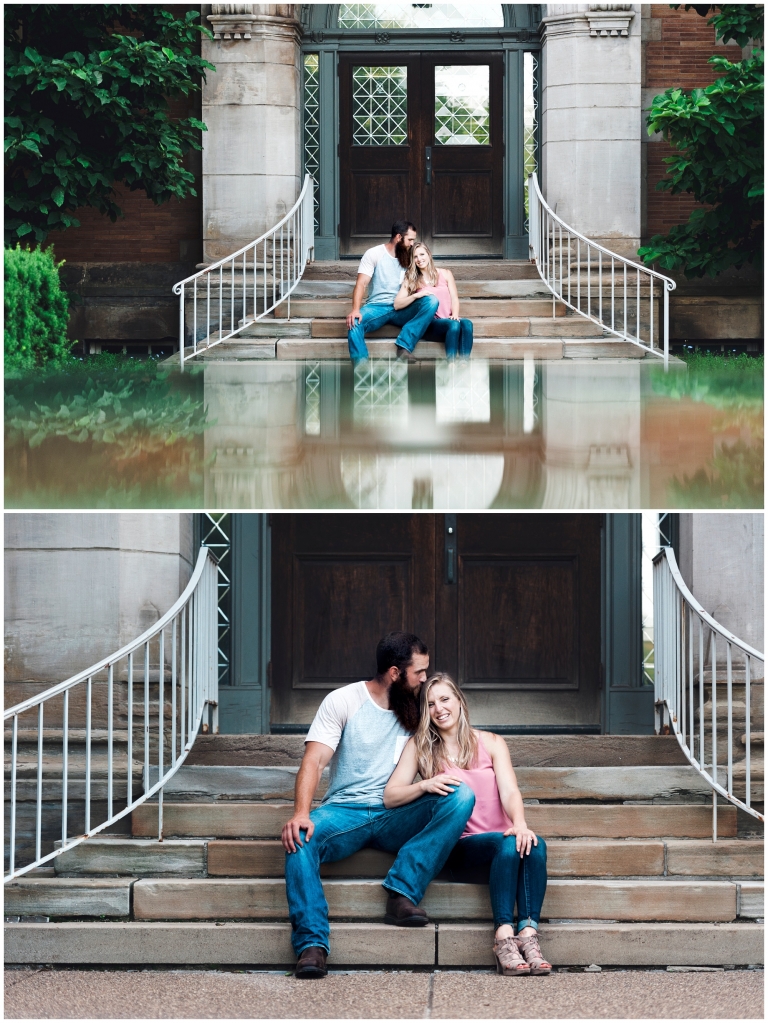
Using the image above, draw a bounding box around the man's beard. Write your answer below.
[395,240,411,269]
[389,671,420,732]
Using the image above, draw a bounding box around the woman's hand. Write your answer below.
[449,311,460,321]
[503,823,538,856]
[421,772,464,796]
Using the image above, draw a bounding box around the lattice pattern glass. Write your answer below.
[339,4,504,28]
[353,359,409,427]
[435,65,490,146]
[200,513,231,687]
[523,51,539,232]
[304,362,321,436]
[303,54,320,232]
[435,360,491,423]
[353,66,408,146]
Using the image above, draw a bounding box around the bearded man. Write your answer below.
[345,220,439,365]
[282,631,475,979]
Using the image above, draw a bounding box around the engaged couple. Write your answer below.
[346,221,474,364]
[282,631,550,979]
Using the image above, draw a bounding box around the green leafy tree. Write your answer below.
[5,245,73,369]
[638,5,763,278]
[4,5,214,246]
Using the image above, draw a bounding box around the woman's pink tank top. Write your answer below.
[417,270,452,319]
[445,734,513,838]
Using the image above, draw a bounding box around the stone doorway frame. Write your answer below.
[300,4,542,260]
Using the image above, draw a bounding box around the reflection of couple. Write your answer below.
[346,221,474,364]
[283,632,550,979]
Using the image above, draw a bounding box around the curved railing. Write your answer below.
[173,173,315,366]
[528,174,677,367]
[653,546,764,840]
[4,548,219,882]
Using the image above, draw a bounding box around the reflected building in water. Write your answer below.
[202,359,643,510]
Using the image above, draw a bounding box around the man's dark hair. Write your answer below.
[376,631,428,679]
[390,219,417,242]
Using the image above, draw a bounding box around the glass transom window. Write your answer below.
[435,65,490,145]
[352,66,408,146]
[338,4,504,29]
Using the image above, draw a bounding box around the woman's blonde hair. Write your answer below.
[415,672,478,779]
[404,242,439,294]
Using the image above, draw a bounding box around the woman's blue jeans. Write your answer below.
[426,317,474,358]
[443,832,547,931]
[284,783,475,957]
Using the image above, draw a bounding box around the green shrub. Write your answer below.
[4,245,74,370]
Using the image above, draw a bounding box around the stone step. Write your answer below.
[303,260,541,282]
[275,298,567,319]
[130,877,742,923]
[54,839,207,878]
[132,802,738,840]
[48,836,764,881]
[273,338,567,360]
[4,878,133,919]
[310,316,603,339]
[185,734,690,769]
[4,920,763,967]
[143,765,715,804]
[290,280,553,300]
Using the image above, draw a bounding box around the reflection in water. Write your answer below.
[5,359,763,509]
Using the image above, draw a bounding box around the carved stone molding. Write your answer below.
[586,4,635,37]
[208,4,300,41]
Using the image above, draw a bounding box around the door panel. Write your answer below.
[458,557,577,688]
[339,53,504,257]
[271,514,435,724]
[271,514,601,728]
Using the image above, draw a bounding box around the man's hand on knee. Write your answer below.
[282,814,315,853]
[346,309,363,329]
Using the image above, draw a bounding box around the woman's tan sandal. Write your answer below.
[514,933,552,975]
[493,936,531,975]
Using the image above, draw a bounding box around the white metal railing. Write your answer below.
[653,546,764,841]
[528,174,677,367]
[173,174,315,367]
[4,548,219,882]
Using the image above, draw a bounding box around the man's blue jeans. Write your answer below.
[443,832,547,931]
[426,317,474,358]
[284,783,475,956]
[347,294,440,363]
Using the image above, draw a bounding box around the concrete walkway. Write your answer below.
[4,967,763,1019]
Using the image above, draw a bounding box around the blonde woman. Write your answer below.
[393,243,473,358]
[384,673,551,976]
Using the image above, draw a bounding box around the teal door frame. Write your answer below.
[601,513,654,734]
[218,514,271,734]
[301,5,542,260]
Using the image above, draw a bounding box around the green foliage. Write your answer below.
[4,5,214,245]
[5,361,210,454]
[4,244,74,369]
[671,5,764,47]
[652,351,763,408]
[638,5,763,278]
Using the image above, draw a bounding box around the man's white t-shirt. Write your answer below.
[358,244,406,307]
[306,680,411,805]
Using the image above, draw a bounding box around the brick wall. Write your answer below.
[50,181,201,264]
[644,5,737,238]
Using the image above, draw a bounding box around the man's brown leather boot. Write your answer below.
[384,892,430,926]
[295,946,328,978]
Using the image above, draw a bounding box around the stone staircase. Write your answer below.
[5,736,763,969]
[187,261,650,362]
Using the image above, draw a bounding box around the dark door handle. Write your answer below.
[425,146,432,185]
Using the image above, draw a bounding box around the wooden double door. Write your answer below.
[271,515,602,729]
[339,53,505,257]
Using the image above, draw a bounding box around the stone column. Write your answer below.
[678,514,764,654]
[540,4,642,257]
[4,514,194,687]
[202,4,302,262]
